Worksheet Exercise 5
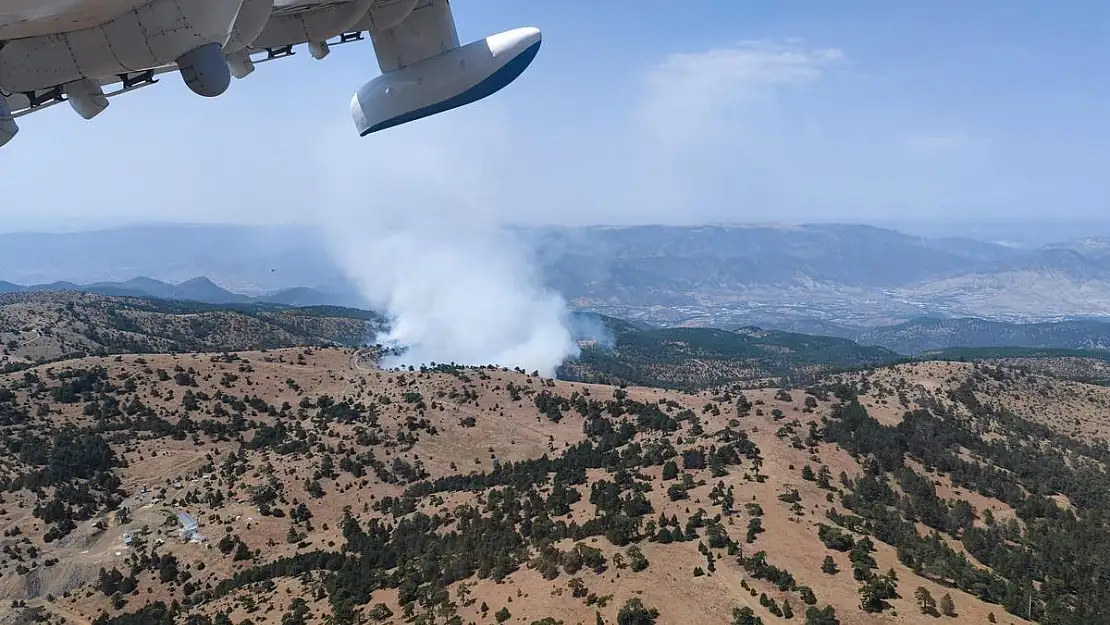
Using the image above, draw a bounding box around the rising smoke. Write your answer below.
[326,216,579,375]
[566,311,617,351]
[312,113,579,376]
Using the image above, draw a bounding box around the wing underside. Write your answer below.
[0,0,145,40]
[0,0,541,146]
[0,0,440,118]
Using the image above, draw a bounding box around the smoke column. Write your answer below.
[311,114,579,376]
[566,312,617,351]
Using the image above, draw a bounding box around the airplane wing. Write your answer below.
[0,0,541,147]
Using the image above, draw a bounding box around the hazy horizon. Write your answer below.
[5,219,1110,249]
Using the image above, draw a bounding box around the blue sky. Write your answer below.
[1,0,1106,230]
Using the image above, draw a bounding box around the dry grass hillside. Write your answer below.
[8,342,1107,625]
[0,292,378,369]
[832,359,1110,441]
[985,355,1110,385]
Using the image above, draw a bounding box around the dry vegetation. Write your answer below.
[834,359,1110,441]
[0,292,376,369]
[10,348,1096,625]
[0,295,1107,625]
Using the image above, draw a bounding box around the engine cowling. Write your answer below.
[351,26,541,136]
[177,42,232,98]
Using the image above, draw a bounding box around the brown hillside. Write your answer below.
[0,346,1060,625]
[833,360,1110,441]
[0,292,375,369]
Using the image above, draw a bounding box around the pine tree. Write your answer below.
[732,606,762,625]
[816,465,832,489]
[914,587,936,615]
[233,540,251,562]
[662,460,678,480]
[617,598,659,625]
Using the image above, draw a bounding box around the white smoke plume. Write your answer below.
[311,110,579,376]
[566,312,617,351]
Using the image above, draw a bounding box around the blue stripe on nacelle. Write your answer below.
[360,39,542,136]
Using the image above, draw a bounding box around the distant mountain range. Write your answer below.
[529,224,1110,326]
[0,275,366,309]
[0,224,342,294]
[852,317,1110,355]
[7,222,1110,329]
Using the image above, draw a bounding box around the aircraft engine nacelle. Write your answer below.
[351,26,541,136]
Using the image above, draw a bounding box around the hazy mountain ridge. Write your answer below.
[888,248,1110,321]
[7,223,1110,326]
[0,224,340,293]
[9,271,1110,361]
[0,275,365,308]
[548,226,1110,326]
[856,317,1110,355]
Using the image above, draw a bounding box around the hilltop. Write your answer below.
[832,358,1110,441]
[0,292,383,370]
[561,322,898,389]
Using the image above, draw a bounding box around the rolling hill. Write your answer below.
[1,319,1107,623]
[0,292,385,369]
[560,317,900,389]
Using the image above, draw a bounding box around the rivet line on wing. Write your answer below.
[62,33,82,79]
[103,13,131,72]
[136,4,160,71]
[172,0,204,48]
